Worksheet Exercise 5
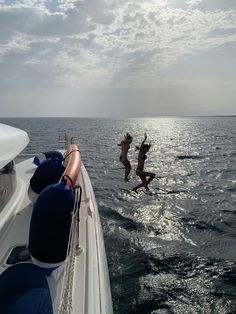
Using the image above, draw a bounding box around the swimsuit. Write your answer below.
[120,144,130,162]
[136,153,147,171]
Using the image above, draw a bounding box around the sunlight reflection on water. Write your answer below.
[1,117,236,314]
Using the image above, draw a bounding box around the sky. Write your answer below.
[0,0,236,117]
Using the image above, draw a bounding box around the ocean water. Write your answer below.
[1,117,236,314]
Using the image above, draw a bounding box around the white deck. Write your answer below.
[0,156,113,314]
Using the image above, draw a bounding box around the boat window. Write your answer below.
[2,161,15,174]
[6,245,31,265]
[0,161,16,213]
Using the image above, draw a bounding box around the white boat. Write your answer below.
[0,124,113,314]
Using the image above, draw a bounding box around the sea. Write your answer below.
[1,117,236,314]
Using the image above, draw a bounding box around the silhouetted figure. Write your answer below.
[118,133,133,181]
[132,133,155,192]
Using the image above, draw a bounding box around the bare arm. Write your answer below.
[140,133,147,148]
[123,138,132,144]
[118,137,128,146]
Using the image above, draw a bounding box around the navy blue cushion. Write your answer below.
[0,263,53,314]
[44,151,63,162]
[30,157,65,194]
[29,182,75,264]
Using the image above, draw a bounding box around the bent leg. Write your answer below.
[120,157,131,181]
[142,172,155,190]
[123,160,131,181]
[132,175,147,192]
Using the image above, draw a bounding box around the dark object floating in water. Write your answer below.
[176,155,202,160]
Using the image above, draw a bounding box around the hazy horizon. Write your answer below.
[1,114,235,119]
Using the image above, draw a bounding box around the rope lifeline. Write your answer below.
[58,185,82,314]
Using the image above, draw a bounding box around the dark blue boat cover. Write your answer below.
[33,151,64,166]
[44,151,63,162]
[30,157,65,194]
[29,182,75,265]
[0,263,53,314]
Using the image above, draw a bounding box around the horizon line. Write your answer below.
[0,114,236,119]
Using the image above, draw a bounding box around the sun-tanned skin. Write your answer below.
[118,133,133,181]
[132,134,155,192]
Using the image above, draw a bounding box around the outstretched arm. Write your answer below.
[124,138,133,144]
[118,139,129,146]
[140,133,147,148]
[118,133,133,146]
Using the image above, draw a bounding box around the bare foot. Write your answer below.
[131,188,138,193]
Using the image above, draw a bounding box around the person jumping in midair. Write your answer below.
[132,133,155,192]
[118,133,133,181]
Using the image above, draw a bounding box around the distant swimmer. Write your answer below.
[118,133,133,181]
[132,133,155,193]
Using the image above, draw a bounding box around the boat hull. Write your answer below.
[0,154,113,313]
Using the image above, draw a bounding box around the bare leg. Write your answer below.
[144,173,155,190]
[132,176,147,192]
[121,159,131,181]
[124,166,131,181]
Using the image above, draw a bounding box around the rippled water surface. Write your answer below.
[1,117,236,314]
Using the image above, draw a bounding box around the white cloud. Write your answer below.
[0,0,236,116]
[186,0,203,8]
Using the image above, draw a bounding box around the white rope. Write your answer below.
[58,187,81,314]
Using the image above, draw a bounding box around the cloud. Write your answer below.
[0,0,236,116]
[1,1,236,75]
[0,6,94,41]
[95,2,236,84]
[186,0,203,8]
[75,0,115,25]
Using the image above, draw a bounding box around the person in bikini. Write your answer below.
[132,133,155,192]
[118,133,133,181]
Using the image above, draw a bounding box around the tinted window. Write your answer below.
[0,161,16,213]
